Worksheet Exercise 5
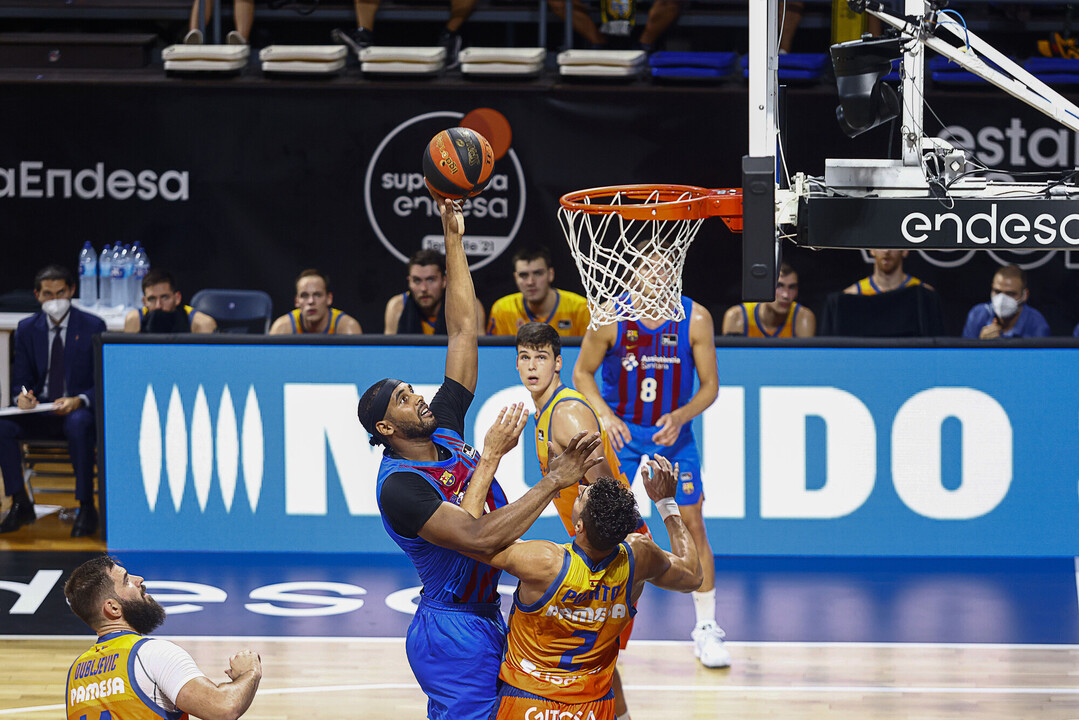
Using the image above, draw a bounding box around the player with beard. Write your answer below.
[64,555,262,720]
[384,248,486,334]
[359,193,603,720]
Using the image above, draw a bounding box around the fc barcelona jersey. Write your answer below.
[500,542,636,703]
[599,295,696,426]
[66,631,187,720]
[376,427,508,604]
[534,385,630,535]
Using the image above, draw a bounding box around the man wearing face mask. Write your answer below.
[962,264,1050,339]
[0,265,106,536]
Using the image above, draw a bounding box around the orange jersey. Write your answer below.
[854,274,922,295]
[66,631,188,720]
[500,541,636,703]
[738,301,806,338]
[535,385,630,536]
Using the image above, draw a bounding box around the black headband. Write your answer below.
[358,378,404,444]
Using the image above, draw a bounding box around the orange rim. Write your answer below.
[560,184,744,223]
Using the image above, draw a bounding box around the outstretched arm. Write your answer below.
[418,432,603,556]
[467,538,567,605]
[628,455,702,597]
[434,192,480,393]
[459,403,529,517]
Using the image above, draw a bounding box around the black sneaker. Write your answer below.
[332,27,373,59]
[438,29,462,69]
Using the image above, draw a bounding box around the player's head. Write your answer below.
[512,247,555,304]
[407,250,447,315]
[572,477,640,553]
[630,238,676,304]
[870,249,907,274]
[294,269,333,325]
[516,322,562,394]
[64,555,166,635]
[769,263,799,313]
[141,269,182,312]
[358,379,437,448]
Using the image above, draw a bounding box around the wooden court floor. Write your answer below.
[4,636,1078,720]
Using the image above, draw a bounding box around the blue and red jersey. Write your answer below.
[600,296,696,427]
[376,428,507,604]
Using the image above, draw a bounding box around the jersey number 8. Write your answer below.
[640,378,658,403]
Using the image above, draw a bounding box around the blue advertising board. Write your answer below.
[101,341,1079,556]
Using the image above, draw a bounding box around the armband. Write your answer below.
[655,498,680,521]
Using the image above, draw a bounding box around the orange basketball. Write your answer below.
[422,127,495,199]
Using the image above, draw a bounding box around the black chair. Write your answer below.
[190,289,273,334]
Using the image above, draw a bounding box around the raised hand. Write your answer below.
[546,431,603,489]
[643,453,679,504]
[483,403,529,460]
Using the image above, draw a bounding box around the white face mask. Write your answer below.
[41,298,71,323]
[991,292,1019,320]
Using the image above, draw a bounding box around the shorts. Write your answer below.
[617,422,703,506]
[490,683,616,720]
[407,596,508,720]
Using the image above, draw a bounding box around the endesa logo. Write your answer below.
[364,109,526,271]
[900,205,1079,246]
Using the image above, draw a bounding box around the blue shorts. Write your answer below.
[407,596,508,720]
[617,422,703,506]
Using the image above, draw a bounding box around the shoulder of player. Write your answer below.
[624,533,666,577]
[268,314,293,334]
[385,293,404,312]
[338,313,363,334]
[490,292,522,311]
[688,301,716,337]
[721,304,744,331]
[550,396,600,438]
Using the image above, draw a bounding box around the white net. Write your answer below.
[558,187,705,329]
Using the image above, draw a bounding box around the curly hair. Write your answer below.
[580,477,640,552]
[64,554,118,630]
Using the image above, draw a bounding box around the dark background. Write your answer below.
[1,76,1077,335]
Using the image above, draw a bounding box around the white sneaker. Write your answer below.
[691,622,731,668]
[183,29,204,45]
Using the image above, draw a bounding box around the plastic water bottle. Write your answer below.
[131,243,149,308]
[98,243,113,308]
[78,241,98,307]
[111,244,129,310]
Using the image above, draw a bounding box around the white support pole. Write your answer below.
[748,0,778,162]
[900,0,925,167]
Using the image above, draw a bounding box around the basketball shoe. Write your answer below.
[692,622,731,668]
[332,27,374,59]
[438,29,462,69]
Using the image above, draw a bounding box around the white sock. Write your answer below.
[692,588,715,627]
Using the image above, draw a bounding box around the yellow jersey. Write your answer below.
[66,631,188,720]
[739,301,806,338]
[288,307,345,334]
[500,541,635,703]
[854,275,922,295]
[535,385,630,536]
[487,290,591,336]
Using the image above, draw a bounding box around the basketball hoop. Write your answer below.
[558,184,743,328]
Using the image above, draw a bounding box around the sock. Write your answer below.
[692,588,715,627]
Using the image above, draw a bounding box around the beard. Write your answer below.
[119,593,167,635]
[394,413,438,440]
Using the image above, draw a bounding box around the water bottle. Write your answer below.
[78,241,98,307]
[98,243,113,308]
[111,244,129,310]
[131,244,150,309]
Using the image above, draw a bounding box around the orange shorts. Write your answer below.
[493,684,615,720]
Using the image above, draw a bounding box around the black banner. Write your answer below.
[0,80,1078,335]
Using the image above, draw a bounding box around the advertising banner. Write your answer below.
[102,339,1079,556]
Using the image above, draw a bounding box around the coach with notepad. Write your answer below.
[0,265,106,537]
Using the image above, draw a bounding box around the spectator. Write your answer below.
[123,269,217,334]
[185,0,252,45]
[64,555,262,720]
[331,0,474,66]
[0,265,106,537]
[384,249,485,334]
[269,269,362,335]
[549,0,682,52]
[488,247,590,337]
[961,264,1049,339]
[722,263,816,337]
[844,249,932,295]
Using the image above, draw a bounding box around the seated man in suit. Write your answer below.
[0,265,107,537]
[123,269,217,334]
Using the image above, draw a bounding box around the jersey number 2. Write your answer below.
[558,629,598,671]
[640,378,657,402]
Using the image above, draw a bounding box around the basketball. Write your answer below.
[422,127,495,199]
